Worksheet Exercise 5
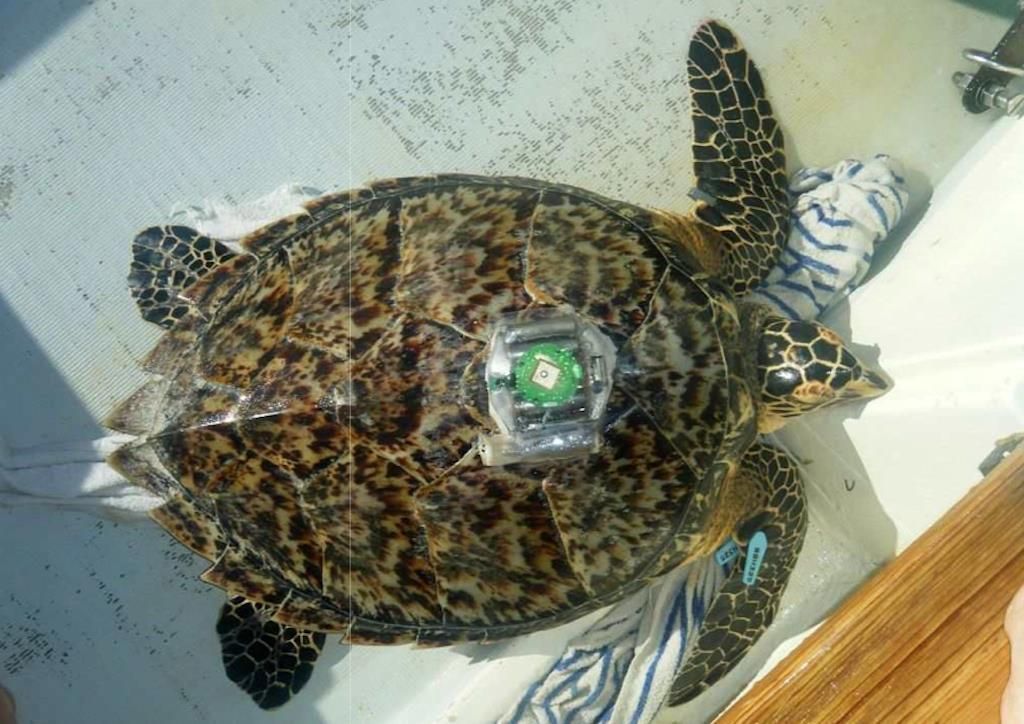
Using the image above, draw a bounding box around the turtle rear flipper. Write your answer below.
[669,442,806,705]
[217,595,326,710]
[128,225,239,329]
[687,21,789,293]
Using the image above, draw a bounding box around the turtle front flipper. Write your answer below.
[668,441,806,706]
[128,225,240,329]
[687,21,789,294]
[216,595,327,710]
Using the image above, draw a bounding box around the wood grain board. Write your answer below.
[720,443,1024,723]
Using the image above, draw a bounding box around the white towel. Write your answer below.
[0,435,158,513]
[503,155,909,724]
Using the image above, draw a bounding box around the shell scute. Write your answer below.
[201,547,291,606]
[271,592,351,634]
[212,452,323,592]
[199,248,295,387]
[149,494,225,561]
[346,315,481,481]
[304,446,442,625]
[239,340,351,478]
[617,272,727,474]
[287,198,402,361]
[543,403,701,595]
[394,183,536,338]
[524,189,666,336]
[414,463,589,628]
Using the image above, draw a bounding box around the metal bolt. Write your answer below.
[953,70,975,90]
[953,71,1024,117]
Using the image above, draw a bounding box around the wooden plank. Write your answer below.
[882,600,1006,722]
[917,624,1007,723]
[719,444,1024,723]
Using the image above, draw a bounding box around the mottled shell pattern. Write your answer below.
[108,173,754,644]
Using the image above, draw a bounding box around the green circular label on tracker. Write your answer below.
[513,343,583,405]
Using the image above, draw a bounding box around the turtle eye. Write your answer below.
[764,365,800,398]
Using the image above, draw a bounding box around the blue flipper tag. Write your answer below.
[714,538,740,566]
[742,531,768,585]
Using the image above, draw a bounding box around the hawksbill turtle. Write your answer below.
[106,20,889,709]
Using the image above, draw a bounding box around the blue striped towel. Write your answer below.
[749,155,909,320]
[502,155,909,724]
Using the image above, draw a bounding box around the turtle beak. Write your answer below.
[844,367,891,400]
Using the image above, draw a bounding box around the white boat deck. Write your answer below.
[0,1,1013,722]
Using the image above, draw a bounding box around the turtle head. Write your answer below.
[756,317,889,432]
